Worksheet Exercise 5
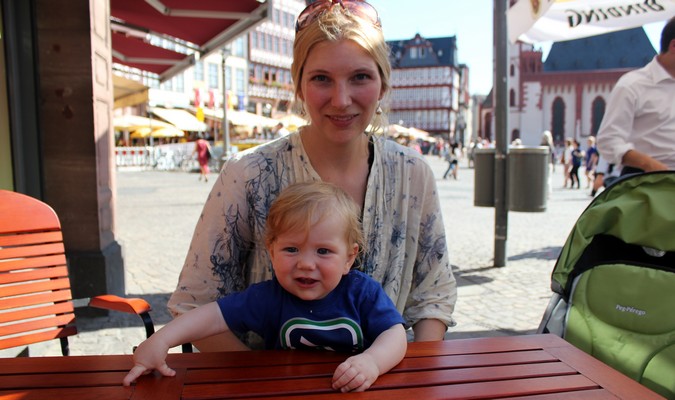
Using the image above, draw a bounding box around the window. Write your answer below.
[552,97,566,143]
[194,61,204,81]
[208,63,219,89]
[251,32,258,49]
[233,37,245,57]
[226,66,232,91]
[236,69,245,96]
[510,64,515,76]
[410,47,417,59]
[591,97,606,136]
[509,89,516,107]
[174,74,184,92]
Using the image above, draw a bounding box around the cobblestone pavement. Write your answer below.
[21,154,595,356]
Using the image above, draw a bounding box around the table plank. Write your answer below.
[0,354,133,374]
[546,343,664,400]
[181,362,579,399]
[131,368,185,400]
[182,349,558,384]
[0,371,127,390]
[241,375,600,400]
[0,386,132,400]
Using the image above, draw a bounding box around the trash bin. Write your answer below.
[508,146,549,212]
[474,148,495,207]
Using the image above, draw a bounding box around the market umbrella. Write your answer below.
[130,126,185,139]
[113,115,173,131]
[507,0,675,43]
[407,127,430,140]
[277,114,308,132]
[386,124,410,138]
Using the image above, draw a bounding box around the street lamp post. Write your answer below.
[493,0,509,267]
[221,47,231,161]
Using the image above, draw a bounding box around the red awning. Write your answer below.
[110,0,269,80]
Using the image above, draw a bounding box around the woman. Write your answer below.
[193,133,211,182]
[168,0,457,351]
[540,130,555,195]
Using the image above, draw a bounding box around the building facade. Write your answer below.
[247,0,304,118]
[387,34,470,144]
[480,28,656,147]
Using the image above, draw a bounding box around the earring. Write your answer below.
[375,103,383,115]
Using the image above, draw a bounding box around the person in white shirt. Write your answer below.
[597,17,675,174]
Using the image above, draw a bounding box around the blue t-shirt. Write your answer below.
[216,270,404,352]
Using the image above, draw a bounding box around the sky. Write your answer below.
[367,0,667,96]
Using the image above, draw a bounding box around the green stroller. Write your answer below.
[538,171,675,399]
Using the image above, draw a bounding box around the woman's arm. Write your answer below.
[412,318,447,341]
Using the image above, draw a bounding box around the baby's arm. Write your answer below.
[123,302,227,386]
[331,324,407,392]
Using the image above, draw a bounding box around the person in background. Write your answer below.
[124,182,407,392]
[273,122,290,138]
[442,142,460,180]
[597,17,675,174]
[540,130,555,195]
[584,136,599,189]
[192,133,212,182]
[569,140,583,189]
[168,0,456,353]
[562,138,573,188]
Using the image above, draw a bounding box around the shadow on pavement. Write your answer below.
[508,246,562,262]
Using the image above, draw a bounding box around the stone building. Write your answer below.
[479,27,656,147]
[387,34,470,144]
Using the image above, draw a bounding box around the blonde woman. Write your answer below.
[168,0,456,352]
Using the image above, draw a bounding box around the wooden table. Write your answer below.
[0,334,664,399]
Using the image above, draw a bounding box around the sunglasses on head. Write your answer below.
[295,0,381,33]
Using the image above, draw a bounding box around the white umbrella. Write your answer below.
[507,0,675,43]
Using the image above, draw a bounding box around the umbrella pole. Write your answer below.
[493,0,509,267]
[221,48,231,163]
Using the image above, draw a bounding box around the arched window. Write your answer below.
[511,129,520,142]
[591,96,606,136]
[484,112,492,142]
[509,89,516,107]
[551,97,566,144]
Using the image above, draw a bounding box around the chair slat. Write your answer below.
[0,231,62,247]
[0,265,69,285]
[0,327,76,351]
[0,301,75,324]
[0,313,75,337]
[0,254,67,273]
[0,242,66,262]
[0,289,72,311]
[0,277,71,298]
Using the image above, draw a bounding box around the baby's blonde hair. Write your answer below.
[264,182,364,256]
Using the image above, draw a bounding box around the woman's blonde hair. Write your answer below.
[291,7,390,134]
[264,182,364,256]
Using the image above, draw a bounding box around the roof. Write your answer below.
[543,27,656,72]
[388,34,458,68]
[110,0,269,81]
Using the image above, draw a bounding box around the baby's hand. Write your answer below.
[331,353,379,392]
[122,338,175,386]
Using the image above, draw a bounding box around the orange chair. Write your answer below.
[0,189,154,356]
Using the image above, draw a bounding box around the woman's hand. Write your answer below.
[122,337,175,386]
[331,353,379,392]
